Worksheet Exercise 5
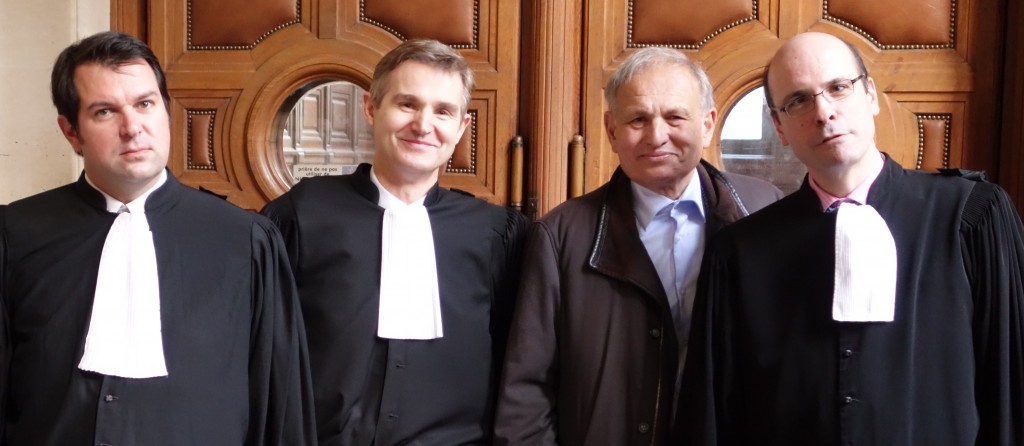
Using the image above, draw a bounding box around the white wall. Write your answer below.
[0,0,109,204]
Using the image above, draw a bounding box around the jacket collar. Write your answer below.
[698,159,749,236]
[588,160,750,298]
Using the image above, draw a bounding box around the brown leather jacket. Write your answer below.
[495,161,782,445]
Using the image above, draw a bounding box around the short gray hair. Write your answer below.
[603,47,714,114]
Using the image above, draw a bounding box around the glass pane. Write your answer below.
[280,81,375,185]
[720,86,805,195]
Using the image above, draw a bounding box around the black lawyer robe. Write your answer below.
[679,156,1024,445]
[0,173,316,446]
[261,164,528,446]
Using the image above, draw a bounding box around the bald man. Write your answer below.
[678,32,1024,445]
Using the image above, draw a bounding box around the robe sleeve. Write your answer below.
[677,229,740,446]
[246,218,316,446]
[493,221,562,445]
[961,182,1024,445]
[259,195,302,280]
[490,209,529,367]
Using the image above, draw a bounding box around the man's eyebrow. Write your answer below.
[391,93,419,103]
[782,77,848,101]
[392,93,460,112]
[84,91,159,111]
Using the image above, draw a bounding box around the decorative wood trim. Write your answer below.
[358,0,481,49]
[110,0,147,39]
[915,113,951,169]
[186,110,218,170]
[627,0,759,49]
[446,111,479,174]
[823,0,957,49]
[521,0,582,215]
[186,0,302,50]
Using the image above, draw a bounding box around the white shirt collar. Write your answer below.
[85,169,168,214]
[369,167,426,209]
[631,170,705,230]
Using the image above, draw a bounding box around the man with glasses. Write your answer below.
[678,32,1024,445]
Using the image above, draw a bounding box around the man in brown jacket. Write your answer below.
[494,47,782,445]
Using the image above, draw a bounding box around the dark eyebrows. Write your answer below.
[781,77,851,103]
[390,93,461,113]
[83,90,159,112]
[134,91,160,104]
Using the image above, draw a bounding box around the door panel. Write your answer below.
[114,0,1013,214]
[115,0,520,210]
[581,0,1004,203]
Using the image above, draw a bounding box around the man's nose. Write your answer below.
[410,110,432,134]
[120,111,142,138]
[644,118,668,147]
[811,94,838,124]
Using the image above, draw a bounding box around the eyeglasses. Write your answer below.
[774,74,867,117]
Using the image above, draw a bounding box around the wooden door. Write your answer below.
[577,0,1007,204]
[112,0,520,211]
[113,0,1019,215]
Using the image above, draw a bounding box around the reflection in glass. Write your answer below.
[720,86,806,195]
[281,81,375,184]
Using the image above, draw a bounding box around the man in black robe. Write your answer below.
[0,32,315,445]
[679,32,1024,445]
[261,39,527,445]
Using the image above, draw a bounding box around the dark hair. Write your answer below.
[762,37,868,119]
[51,31,170,130]
[368,39,474,114]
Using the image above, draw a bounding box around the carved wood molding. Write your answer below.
[359,0,480,49]
[186,110,217,170]
[187,0,301,50]
[823,0,957,49]
[521,0,582,215]
[627,0,758,49]
[915,113,951,169]
[446,111,479,174]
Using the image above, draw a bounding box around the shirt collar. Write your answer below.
[631,170,705,230]
[809,152,885,211]
[369,167,426,210]
[85,169,168,214]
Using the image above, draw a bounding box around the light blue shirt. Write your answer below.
[631,171,706,356]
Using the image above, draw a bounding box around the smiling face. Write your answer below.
[604,63,716,199]
[767,33,880,182]
[58,61,170,203]
[364,60,471,190]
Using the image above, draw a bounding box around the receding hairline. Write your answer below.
[763,33,868,111]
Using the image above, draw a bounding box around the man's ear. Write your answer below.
[456,110,472,141]
[603,111,618,148]
[57,115,82,155]
[362,92,376,125]
[701,108,718,147]
[865,76,881,117]
[771,112,790,146]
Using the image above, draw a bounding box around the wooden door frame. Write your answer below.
[1000,0,1024,213]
